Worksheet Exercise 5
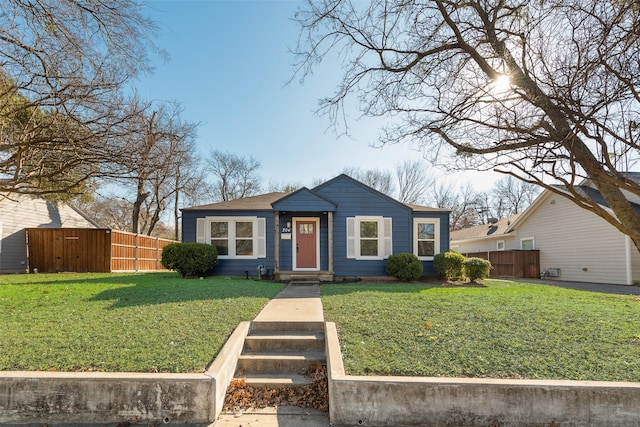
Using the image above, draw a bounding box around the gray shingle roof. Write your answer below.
[182,192,287,211]
[450,214,520,241]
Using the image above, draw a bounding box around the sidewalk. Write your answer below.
[212,283,330,427]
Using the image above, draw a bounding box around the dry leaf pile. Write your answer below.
[223,362,328,413]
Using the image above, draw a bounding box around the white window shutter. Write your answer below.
[196,218,206,243]
[383,217,393,258]
[346,217,355,258]
[256,218,266,258]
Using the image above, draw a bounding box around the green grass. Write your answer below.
[0,272,284,373]
[321,280,640,382]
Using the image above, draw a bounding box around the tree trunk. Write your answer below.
[132,180,148,234]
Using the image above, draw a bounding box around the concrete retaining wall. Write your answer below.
[0,371,213,425]
[4,321,640,426]
[0,322,250,425]
[325,322,640,427]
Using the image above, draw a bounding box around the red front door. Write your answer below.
[296,220,317,269]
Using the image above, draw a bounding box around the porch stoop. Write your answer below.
[274,270,334,282]
[234,321,326,389]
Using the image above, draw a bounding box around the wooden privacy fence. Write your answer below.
[463,249,540,279]
[26,228,175,273]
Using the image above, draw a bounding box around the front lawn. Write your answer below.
[0,272,283,373]
[321,280,640,382]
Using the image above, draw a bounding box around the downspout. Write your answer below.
[328,211,333,275]
[625,235,632,285]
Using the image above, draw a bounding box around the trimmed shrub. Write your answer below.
[433,251,466,280]
[386,252,423,281]
[161,242,218,278]
[464,257,492,282]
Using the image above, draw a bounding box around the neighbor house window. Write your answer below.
[413,218,440,260]
[521,238,535,250]
[196,216,266,259]
[346,216,392,260]
[497,240,505,251]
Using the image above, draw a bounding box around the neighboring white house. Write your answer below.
[0,193,99,273]
[451,176,640,286]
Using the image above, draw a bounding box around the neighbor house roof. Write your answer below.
[450,214,520,242]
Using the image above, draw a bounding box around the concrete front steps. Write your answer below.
[234,321,326,389]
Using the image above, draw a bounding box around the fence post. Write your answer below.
[134,234,139,272]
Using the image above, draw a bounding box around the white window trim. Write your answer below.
[201,216,266,259]
[520,237,535,250]
[292,217,320,271]
[347,216,392,260]
[497,240,505,251]
[413,218,440,261]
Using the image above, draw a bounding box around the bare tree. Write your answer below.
[171,161,209,240]
[78,196,133,232]
[429,183,483,230]
[0,1,161,196]
[207,150,262,201]
[343,167,395,196]
[267,181,302,193]
[492,176,541,216]
[103,101,198,235]
[295,0,640,250]
[395,160,435,204]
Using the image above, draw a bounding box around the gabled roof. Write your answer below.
[0,192,103,228]
[182,192,287,211]
[450,214,520,242]
[506,178,640,232]
[312,174,410,212]
[452,171,640,243]
[182,174,448,213]
[313,173,449,213]
[271,187,338,212]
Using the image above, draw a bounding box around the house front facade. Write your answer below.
[181,174,450,280]
[451,180,640,286]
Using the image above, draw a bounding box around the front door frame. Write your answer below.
[292,217,320,271]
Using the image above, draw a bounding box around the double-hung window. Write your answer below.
[346,216,392,260]
[197,216,266,259]
[413,218,440,260]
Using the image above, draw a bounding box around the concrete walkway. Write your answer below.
[253,283,324,322]
[213,283,330,427]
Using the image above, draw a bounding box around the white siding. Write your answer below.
[452,192,640,285]
[455,235,519,254]
[631,240,640,285]
[0,194,96,273]
[516,194,632,284]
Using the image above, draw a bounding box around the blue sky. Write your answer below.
[137,0,497,191]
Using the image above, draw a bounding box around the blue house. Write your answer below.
[181,174,450,280]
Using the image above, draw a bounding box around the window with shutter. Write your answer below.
[201,216,266,259]
[346,216,392,260]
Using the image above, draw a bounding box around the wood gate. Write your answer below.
[463,249,540,278]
